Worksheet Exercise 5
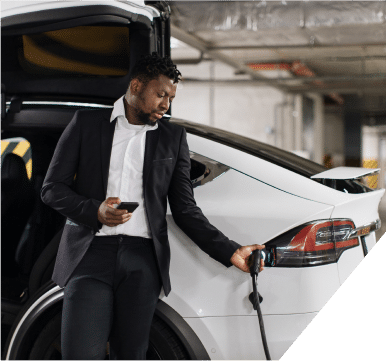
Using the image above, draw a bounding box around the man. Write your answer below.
[41,53,264,360]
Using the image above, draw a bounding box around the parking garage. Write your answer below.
[1,1,385,360]
[168,1,386,239]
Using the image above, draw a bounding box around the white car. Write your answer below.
[1,1,383,360]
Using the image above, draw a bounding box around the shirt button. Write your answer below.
[119,237,123,243]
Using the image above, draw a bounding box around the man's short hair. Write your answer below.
[130,52,181,85]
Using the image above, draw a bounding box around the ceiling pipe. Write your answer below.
[289,61,344,104]
[182,73,386,84]
[288,83,386,95]
[209,43,386,50]
[170,23,290,92]
[180,78,386,94]
[173,52,205,65]
[291,73,386,83]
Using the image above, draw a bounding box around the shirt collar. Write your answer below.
[110,95,158,131]
[110,95,126,123]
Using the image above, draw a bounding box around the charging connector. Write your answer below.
[249,249,271,361]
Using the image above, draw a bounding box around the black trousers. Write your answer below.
[61,235,162,360]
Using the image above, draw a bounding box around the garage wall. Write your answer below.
[172,61,288,146]
[212,86,283,144]
[172,60,327,166]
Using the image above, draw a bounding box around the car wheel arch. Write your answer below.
[4,281,210,360]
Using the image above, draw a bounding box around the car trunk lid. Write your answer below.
[1,1,168,104]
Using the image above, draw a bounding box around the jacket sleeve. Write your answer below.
[168,127,241,267]
[41,110,102,231]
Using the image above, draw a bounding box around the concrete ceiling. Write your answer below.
[168,1,386,116]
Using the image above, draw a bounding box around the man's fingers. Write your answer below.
[123,213,132,222]
[105,212,127,221]
[248,244,265,252]
[98,197,135,226]
[240,265,250,272]
[105,216,131,226]
[105,212,132,226]
[106,207,128,216]
[106,197,121,204]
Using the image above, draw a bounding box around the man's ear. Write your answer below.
[130,78,142,94]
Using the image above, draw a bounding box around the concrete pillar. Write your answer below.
[308,93,324,165]
[209,61,215,127]
[277,94,296,151]
[379,136,386,189]
[324,106,345,167]
[293,94,303,152]
[362,125,381,189]
[344,95,362,167]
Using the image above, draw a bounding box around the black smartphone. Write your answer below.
[116,202,139,213]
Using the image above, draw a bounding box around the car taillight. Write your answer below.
[265,219,359,267]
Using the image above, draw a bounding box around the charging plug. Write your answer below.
[249,249,262,276]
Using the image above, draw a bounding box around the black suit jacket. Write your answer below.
[41,108,241,295]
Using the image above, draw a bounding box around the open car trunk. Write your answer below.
[0,0,170,344]
[1,1,170,105]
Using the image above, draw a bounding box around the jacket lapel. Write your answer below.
[100,113,117,197]
[143,127,160,192]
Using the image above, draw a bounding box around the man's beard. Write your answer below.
[133,89,158,126]
[137,108,157,126]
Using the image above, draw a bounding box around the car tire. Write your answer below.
[28,312,189,360]
[148,315,189,360]
[28,312,62,360]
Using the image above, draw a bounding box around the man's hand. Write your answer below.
[230,244,265,273]
[97,197,132,227]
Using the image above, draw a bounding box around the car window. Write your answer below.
[1,137,32,179]
[172,118,326,178]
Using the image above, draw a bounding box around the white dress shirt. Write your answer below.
[95,95,158,238]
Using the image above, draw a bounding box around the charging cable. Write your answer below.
[249,249,271,360]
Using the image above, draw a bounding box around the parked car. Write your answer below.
[2,1,383,360]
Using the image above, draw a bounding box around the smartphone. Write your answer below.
[116,202,139,213]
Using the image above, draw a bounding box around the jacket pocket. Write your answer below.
[153,158,173,166]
